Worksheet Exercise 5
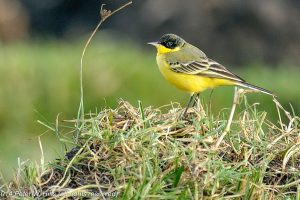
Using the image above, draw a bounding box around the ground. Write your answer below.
[5,96,300,199]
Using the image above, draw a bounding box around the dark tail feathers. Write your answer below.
[236,82,275,96]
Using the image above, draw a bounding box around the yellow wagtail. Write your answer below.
[148,34,274,115]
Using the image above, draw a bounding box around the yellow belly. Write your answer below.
[157,57,235,94]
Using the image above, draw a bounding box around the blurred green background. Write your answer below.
[0,0,299,180]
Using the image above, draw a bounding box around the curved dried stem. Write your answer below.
[76,1,133,142]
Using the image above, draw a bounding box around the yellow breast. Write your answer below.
[156,55,234,94]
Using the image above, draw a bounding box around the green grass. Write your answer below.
[3,95,300,199]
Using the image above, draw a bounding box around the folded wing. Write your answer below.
[170,58,245,83]
[170,58,274,96]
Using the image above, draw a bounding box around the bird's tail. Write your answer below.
[236,82,275,96]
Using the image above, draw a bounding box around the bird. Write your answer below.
[148,33,274,116]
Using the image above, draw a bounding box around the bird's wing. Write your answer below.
[170,58,245,82]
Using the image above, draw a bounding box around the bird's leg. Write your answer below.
[181,93,195,117]
[192,92,201,107]
[192,92,206,117]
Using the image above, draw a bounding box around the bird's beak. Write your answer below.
[147,42,159,47]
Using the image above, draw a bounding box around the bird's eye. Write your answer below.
[166,41,174,48]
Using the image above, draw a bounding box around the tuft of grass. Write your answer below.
[3,96,300,199]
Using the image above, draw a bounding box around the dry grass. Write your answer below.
[3,95,300,199]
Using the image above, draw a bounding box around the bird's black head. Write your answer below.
[158,34,185,49]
